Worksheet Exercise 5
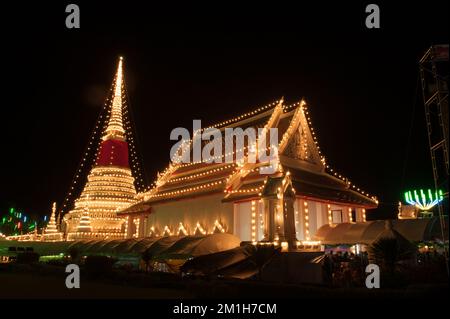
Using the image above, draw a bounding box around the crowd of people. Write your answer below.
[417,250,447,266]
[321,249,448,287]
[322,251,369,287]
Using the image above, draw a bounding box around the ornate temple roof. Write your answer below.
[122,98,377,213]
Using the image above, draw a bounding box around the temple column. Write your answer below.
[283,195,297,248]
[138,215,145,238]
[262,198,270,241]
[263,198,278,241]
[275,198,285,241]
[126,215,133,238]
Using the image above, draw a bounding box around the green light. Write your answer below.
[404,191,410,202]
[420,189,426,204]
[414,190,420,203]
[404,188,445,211]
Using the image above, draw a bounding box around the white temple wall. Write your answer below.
[355,207,363,222]
[233,200,264,242]
[294,198,362,240]
[145,193,365,241]
[146,193,233,236]
[296,198,306,240]
[307,200,318,236]
[234,201,251,241]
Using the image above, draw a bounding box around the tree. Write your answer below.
[369,236,416,274]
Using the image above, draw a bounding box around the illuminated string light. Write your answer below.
[304,201,310,240]
[213,220,226,234]
[178,222,188,236]
[163,225,172,236]
[133,218,141,238]
[251,200,257,242]
[167,164,235,183]
[147,180,224,199]
[327,204,332,226]
[194,222,207,235]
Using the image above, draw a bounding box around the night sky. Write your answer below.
[0,1,448,220]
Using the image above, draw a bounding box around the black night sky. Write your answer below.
[0,1,448,220]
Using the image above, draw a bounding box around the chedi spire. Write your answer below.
[63,57,137,240]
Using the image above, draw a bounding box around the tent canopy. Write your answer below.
[0,234,241,260]
[66,233,240,259]
[314,217,448,245]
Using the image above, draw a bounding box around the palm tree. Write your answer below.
[369,237,416,274]
[368,221,416,274]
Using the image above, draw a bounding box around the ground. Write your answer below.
[0,272,193,299]
[1,272,449,300]
[0,263,448,299]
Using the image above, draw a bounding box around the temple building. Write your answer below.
[119,99,378,249]
[63,57,137,240]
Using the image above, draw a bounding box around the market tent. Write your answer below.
[181,244,255,276]
[315,223,354,244]
[146,233,241,259]
[130,237,157,253]
[0,234,241,260]
[314,217,448,245]
[62,233,240,259]
[372,220,417,249]
[142,236,179,257]
[150,236,205,259]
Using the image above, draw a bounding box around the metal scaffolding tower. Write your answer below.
[419,44,449,273]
